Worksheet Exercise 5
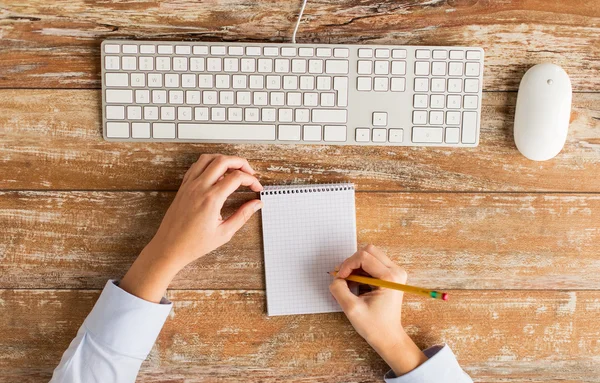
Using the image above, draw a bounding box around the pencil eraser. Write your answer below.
[442,293,449,301]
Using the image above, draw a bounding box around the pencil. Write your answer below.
[328,271,448,301]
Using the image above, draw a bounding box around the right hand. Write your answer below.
[329,245,427,375]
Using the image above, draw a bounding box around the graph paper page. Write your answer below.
[260,184,357,316]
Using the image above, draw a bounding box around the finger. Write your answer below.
[182,154,219,184]
[214,170,263,197]
[200,155,256,185]
[362,244,395,268]
[329,278,359,312]
[337,250,391,280]
[219,199,263,238]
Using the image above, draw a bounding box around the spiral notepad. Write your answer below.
[260,183,357,316]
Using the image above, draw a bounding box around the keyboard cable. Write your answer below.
[292,0,309,44]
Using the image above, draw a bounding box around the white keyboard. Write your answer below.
[101,40,484,146]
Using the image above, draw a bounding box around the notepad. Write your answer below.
[260,183,357,316]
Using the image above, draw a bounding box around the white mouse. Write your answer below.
[514,63,572,161]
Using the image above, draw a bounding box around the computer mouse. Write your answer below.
[514,63,572,161]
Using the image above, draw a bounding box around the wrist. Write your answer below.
[372,328,428,377]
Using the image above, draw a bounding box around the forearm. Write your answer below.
[372,329,428,376]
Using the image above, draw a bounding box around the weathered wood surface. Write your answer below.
[1,0,599,91]
[1,90,599,192]
[2,191,600,290]
[1,289,599,382]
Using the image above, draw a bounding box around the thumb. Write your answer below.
[329,278,359,313]
[220,199,263,238]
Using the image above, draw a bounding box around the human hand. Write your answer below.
[120,154,263,302]
[329,245,427,375]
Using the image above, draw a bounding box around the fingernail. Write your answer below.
[254,201,264,212]
[334,264,340,271]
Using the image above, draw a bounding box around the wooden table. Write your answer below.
[1,1,599,381]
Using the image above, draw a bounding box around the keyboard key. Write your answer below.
[292,59,307,73]
[315,76,330,90]
[303,92,318,106]
[334,48,349,58]
[431,61,446,76]
[324,125,347,142]
[448,62,463,76]
[161,106,175,120]
[412,110,427,125]
[262,108,276,122]
[219,91,234,105]
[158,45,174,54]
[357,77,372,91]
[106,106,125,120]
[131,73,145,87]
[445,127,460,144]
[462,112,477,144]
[413,94,428,108]
[295,108,309,122]
[316,47,332,57]
[374,60,389,75]
[321,92,335,107]
[278,109,293,122]
[357,60,372,75]
[246,46,261,56]
[104,44,120,53]
[391,61,406,75]
[106,122,129,138]
[392,49,406,58]
[430,94,445,109]
[415,61,430,75]
[356,128,370,142]
[165,73,179,88]
[266,75,281,89]
[390,77,405,92]
[123,45,138,54]
[372,128,387,142]
[325,60,349,74]
[258,58,273,73]
[333,77,348,107]
[415,49,431,59]
[211,46,226,55]
[203,90,217,104]
[194,107,209,121]
[464,95,478,109]
[135,90,150,104]
[299,47,314,57]
[106,89,133,103]
[432,50,447,59]
[431,78,445,92]
[193,46,209,55]
[429,111,444,125]
[178,106,192,121]
[412,127,443,143]
[309,59,324,74]
[169,90,184,104]
[465,62,480,76]
[448,78,462,93]
[175,45,191,55]
[313,109,347,123]
[156,57,171,71]
[228,107,243,122]
[414,78,429,92]
[186,91,201,104]
[229,46,244,56]
[105,56,120,70]
[372,112,387,126]
[207,58,222,72]
[446,111,461,125]
[264,47,278,56]
[304,125,322,141]
[178,124,276,140]
[253,91,267,105]
[127,106,142,120]
[278,125,301,140]
[132,123,151,138]
[211,107,226,121]
[447,95,462,109]
[245,108,260,122]
[140,45,156,54]
[232,74,247,89]
[153,123,176,138]
[373,77,388,91]
[198,74,213,88]
[270,92,285,106]
[215,74,230,88]
[105,73,128,87]
[450,50,464,59]
[224,58,239,72]
[241,58,256,73]
[144,106,158,120]
[466,50,481,60]
[358,49,373,58]
[237,91,251,105]
[275,58,290,73]
[465,78,479,93]
[389,129,403,143]
[139,57,154,71]
[249,75,264,89]
[375,49,390,58]
[287,92,302,106]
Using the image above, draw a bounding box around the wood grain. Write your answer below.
[1,288,599,382]
[1,0,599,91]
[2,191,600,290]
[1,90,599,192]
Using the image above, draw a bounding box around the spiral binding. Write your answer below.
[260,183,355,196]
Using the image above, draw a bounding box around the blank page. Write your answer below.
[260,183,357,316]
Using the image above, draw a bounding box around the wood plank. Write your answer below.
[1,289,599,382]
[1,90,599,192]
[1,0,599,91]
[3,191,600,290]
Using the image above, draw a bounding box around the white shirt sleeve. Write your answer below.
[50,280,172,383]
[384,344,473,383]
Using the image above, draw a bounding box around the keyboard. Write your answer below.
[101,40,484,146]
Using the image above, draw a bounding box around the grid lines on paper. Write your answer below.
[261,185,357,316]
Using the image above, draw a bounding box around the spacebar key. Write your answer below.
[178,124,276,140]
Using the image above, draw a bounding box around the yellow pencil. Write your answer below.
[328,271,448,301]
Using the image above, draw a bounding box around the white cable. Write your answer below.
[292,0,308,44]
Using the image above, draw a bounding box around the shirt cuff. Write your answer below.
[83,280,172,360]
[384,344,471,383]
